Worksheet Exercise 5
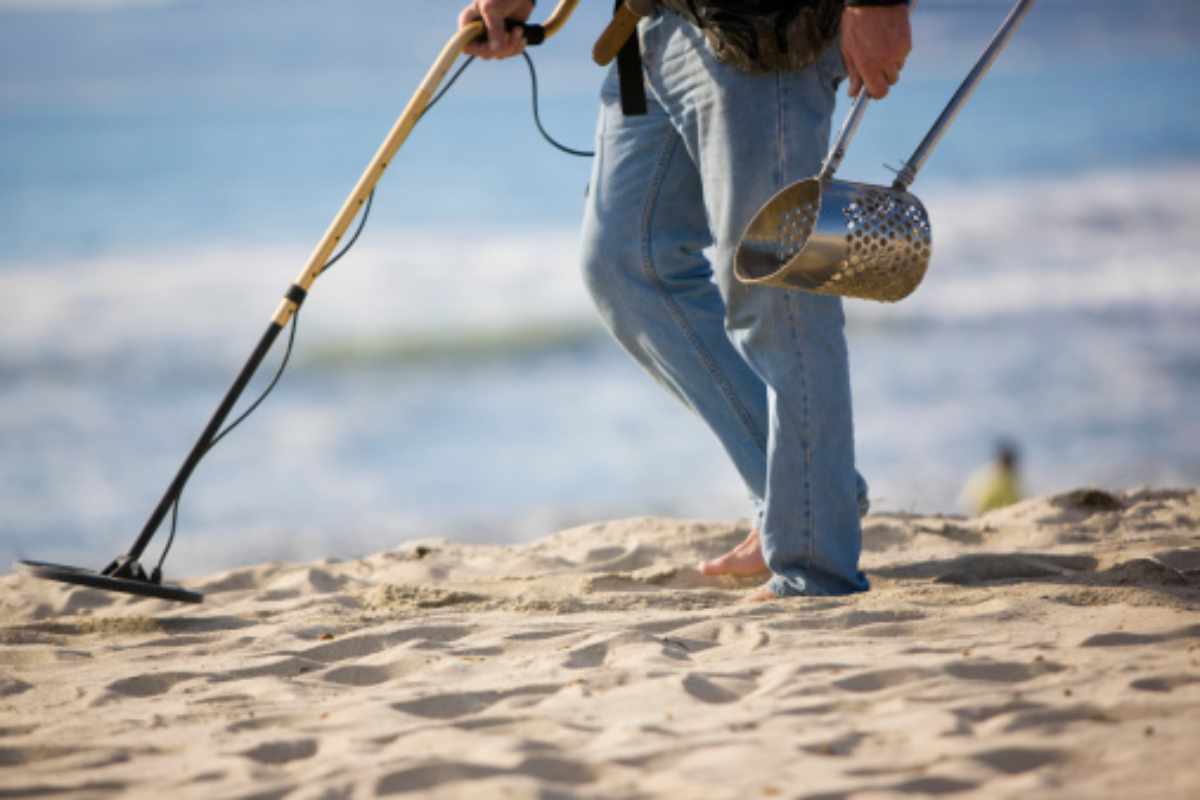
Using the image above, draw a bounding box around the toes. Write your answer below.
[741,584,780,604]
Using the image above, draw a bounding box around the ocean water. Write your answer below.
[2,0,1198,577]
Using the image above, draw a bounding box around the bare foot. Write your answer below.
[698,529,769,577]
[741,583,780,603]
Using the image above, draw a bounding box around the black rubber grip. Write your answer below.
[473,18,545,46]
[286,284,308,306]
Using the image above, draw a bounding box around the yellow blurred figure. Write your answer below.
[962,441,1023,515]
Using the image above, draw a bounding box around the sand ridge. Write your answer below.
[2,488,1199,798]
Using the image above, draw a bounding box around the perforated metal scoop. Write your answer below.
[736,0,1035,303]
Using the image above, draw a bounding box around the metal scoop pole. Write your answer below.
[893,0,1037,191]
[819,89,871,181]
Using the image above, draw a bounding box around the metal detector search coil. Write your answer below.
[19,560,203,604]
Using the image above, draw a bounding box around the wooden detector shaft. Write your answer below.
[101,0,583,588]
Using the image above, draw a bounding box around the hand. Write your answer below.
[458,0,536,60]
[841,5,912,99]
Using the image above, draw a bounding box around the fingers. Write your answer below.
[844,56,898,99]
[865,74,888,99]
[459,4,487,58]
[841,5,911,99]
[480,3,514,56]
[459,0,532,60]
[842,41,864,98]
[863,62,902,99]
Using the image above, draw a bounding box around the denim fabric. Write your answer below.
[580,10,869,597]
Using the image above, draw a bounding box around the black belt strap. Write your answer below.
[614,0,647,116]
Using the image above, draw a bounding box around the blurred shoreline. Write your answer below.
[3,2,1199,574]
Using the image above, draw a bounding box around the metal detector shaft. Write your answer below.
[113,321,286,571]
[269,0,580,336]
[892,0,1036,191]
[112,0,582,576]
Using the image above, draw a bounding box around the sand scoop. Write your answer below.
[736,0,1036,302]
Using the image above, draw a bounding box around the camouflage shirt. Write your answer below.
[655,0,845,73]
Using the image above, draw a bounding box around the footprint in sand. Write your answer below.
[579,543,657,573]
[951,699,1043,726]
[1152,547,1200,575]
[505,628,582,642]
[680,672,757,704]
[515,756,597,786]
[872,553,1096,585]
[191,692,254,706]
[633,616,710,636]
[803,775,979,800]
[1129,674,1200,693]
[376,762,504,795]
[833,609,929,638]
[391,684,560,720]
[833,667,936,693]
[193,568,263,594]
[319,665,395,687]
[214,657,324,683]
[943,658,1065,683]
[226,714,308,734]
[1095,557,1190,587]
[299,626,475,664]
[1001,704,1112,734]
[564,641,609,670]
[638,618,748,657]
[299,633,395,663]
[239,738,318,765]
[99,671,202,700]
[972,746,1066,775]
[886,776,979,795]
[801,731,868,757]
[559,633,648,671]
[256,567,355,601]
[860,521,911,551]
[0,676,33,698]
[1082,623,1200,648]
[561,631,679,670]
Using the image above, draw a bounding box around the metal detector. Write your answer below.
[18,1,582,604]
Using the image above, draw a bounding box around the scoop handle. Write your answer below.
[893,0,1037,191]
[818,90,870,182]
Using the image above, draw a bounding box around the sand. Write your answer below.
[2,487,1199,799]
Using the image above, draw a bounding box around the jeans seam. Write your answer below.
[775,71,785,196]
[777,72,816,568]
[781,293,815,564]
[639,127,765,451]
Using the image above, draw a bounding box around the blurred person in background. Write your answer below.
[961,439,1024,515]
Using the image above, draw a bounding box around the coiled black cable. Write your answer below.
[154,48,591,574]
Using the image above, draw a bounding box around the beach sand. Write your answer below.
[2,487,1199,799]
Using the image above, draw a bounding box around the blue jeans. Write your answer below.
[580,11,869,597]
